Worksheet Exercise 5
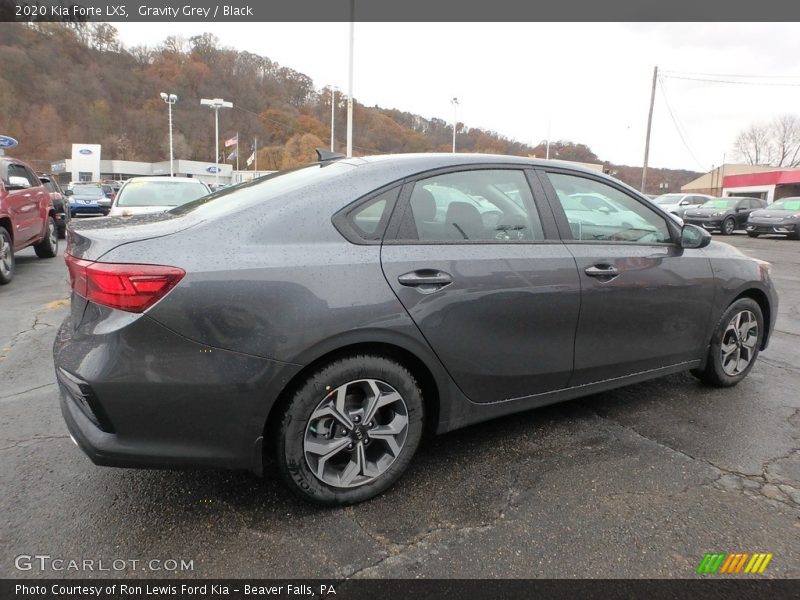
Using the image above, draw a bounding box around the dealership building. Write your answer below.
[682,163,800,203]
[48,143,259,185]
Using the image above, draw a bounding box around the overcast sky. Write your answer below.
[114,22,800,171]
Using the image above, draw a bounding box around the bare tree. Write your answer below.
[734,115,800,167]
[734,123,773,165]
[771,114,800,168]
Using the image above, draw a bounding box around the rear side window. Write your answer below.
[334,186,400,243]
[397,169,544,242]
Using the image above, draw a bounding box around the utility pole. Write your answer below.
[641,65,658,193]
[160,93,177,177]
[330,87,337,152]
[346,0,355,157]
[451,97,459,153]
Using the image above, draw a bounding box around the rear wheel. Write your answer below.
[691,298,763,387]
[747,231,760,238]
[33,217,58,258]
[0,227,14,285]
[721,217,735,236]
[275,355,424,505]
[790,228,800,241]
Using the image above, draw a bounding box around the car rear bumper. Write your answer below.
[53,309,302,473]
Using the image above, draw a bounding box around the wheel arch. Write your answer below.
[0,216,12,242]
[733,288,772,350]
[262,337,449,462]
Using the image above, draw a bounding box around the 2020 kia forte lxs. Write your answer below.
[54,154,778,505]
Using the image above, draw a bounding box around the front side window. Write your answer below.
[399,169,544,242]
[547,172,671,243]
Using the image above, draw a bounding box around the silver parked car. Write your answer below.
[55,154,778,505]
[108,177,211,217]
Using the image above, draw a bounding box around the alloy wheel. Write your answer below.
[720,310,758,376]
[723,219,735,235]
[49,220,57,248]
[304,379,409,488]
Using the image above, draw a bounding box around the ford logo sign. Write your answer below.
[79,149,93,155]
[0,135,19,149]
[206,166,220,173]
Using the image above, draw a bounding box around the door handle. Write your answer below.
[584,264,619,279]
[397,270,453,290]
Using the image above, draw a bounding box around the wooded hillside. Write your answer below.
[0,22,699,192]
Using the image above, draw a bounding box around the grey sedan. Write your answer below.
[54,154,778,505]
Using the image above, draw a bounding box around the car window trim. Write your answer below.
[384,164,562,245]
[534,167,682,245]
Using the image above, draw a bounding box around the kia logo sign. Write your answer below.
[79,149,93,155]
[0,135,18,149]
[206,166,220,173]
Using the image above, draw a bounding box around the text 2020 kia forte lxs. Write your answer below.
[54,154,778,505]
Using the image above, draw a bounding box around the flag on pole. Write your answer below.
[226,148,238,161]
[224,134,239,148]
[246,151,255,167]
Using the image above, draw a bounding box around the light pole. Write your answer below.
[200,98,232,187]
[160,92,177,177]
[346,3,355,158]
[451,97,459,153]
[329,86,338,152]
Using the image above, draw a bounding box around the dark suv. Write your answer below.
[683,196,767,235]
[39,173,68,238]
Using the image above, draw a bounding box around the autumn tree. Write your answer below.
[281,133,324,169]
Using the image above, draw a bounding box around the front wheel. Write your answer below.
[33,217,58,258]
[0,227,14,285]
[691,298,763,387]
[275,355,424,505]
[720,217,735,236]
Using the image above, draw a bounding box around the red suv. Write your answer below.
[0,157,59,285]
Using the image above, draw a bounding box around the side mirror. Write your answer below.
[64,189,73,196]
[679,200,689,206]
[7,176,31,190]
[680,224,711,249]
[97,198,111,208]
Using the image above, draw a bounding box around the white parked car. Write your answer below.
[108,177,212,217]
[651,193,714,217]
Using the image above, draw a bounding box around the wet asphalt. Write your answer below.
[1,234,798,579]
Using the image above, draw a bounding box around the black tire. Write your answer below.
[720,217,735,236]
[0,227,14,285]
[691,298,764,387]
[275,355,424,505]
[747,231,760,238]
[33,217,58,258]
[790,229,800,241]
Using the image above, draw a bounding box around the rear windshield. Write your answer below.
[701,199,735,209]
[70,185,104,197]
[770,199,800,211]
[170,162,355,218]
[117,180,209,207]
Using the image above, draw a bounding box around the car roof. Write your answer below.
[337,152,596,172]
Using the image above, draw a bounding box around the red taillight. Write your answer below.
[64,253,185,313]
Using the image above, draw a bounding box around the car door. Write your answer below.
[380,167,581,404]
[538,169,715,386]
[4,163,40,247]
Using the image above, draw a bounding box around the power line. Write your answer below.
[661,69,800,80]
[661,73,800,87]
[657,75,706,171]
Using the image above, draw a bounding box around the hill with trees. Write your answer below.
[0,22,699,192]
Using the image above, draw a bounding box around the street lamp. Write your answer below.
[200,97,232,187]
[451,97,459,153]
[159,92,177,177]
[329,86,338,152]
